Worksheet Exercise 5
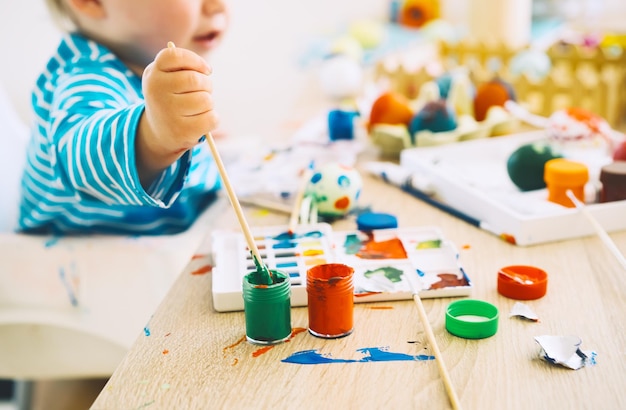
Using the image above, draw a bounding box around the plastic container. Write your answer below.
[497,265,548,300]
[600,161,626,203]
[544,158,589,207]
[242,270,292,345]
[306,263,354,338]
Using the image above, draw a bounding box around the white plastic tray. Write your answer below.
[211,223,471,312]
[400,130,626,246]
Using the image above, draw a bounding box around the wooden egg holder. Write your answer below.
[374,40,626,130]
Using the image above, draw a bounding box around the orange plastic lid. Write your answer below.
[544,158,589,186]
[497,265,548,300]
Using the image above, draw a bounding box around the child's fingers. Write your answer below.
[154,46,212,75]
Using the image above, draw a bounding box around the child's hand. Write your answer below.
[137,45,218,183]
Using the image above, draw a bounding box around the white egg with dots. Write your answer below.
[306,163,363,217]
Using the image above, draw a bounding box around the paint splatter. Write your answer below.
[58,267,79,307]
[191,265,212,275]
[252,345,275,357]
[135,400,155,409]
[143,327,151,337]
[191,254,207,260]
[357,238,408,259]
[416,239,441,249]
[367,306,394,310]
[44,237,61,248]
[162,349,169,355]
[223,335,246,356]
[429,273,469,290]
[282,347,434,365]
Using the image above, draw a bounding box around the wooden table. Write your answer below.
[91,161,626,410]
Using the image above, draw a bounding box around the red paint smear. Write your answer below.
[191,265,213,275]
[191,254,208,260]
[252,345,275,357]
[368,306,394,310]
[162,349,169,355]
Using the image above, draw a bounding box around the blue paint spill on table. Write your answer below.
[282,347,434,365]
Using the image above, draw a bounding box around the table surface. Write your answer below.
[92,148,626,410]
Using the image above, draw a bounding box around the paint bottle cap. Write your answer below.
[356,212,398,231]
[497,265,548,300]
[544,158,589,186]
[445,299,499,339]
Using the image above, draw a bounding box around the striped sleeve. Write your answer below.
[49,66,189,208]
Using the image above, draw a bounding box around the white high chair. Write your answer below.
[0,78,222,395]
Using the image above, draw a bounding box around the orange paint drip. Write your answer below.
[191,265,213,275]
[461,244,471,249]
[500,233,517,245]
[290,327,307,338]
[231,358,239,366]
[368,306,394,310]
[252,345,275,357]
[223,335,246,355]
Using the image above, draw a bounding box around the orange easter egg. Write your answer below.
[473,78,516,122]
[368,92,414,132]
[399,0,440,29]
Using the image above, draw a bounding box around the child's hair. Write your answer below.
[44,0,76,31]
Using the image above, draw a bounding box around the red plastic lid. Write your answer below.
[497,265,548,300]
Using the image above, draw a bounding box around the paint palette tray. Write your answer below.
[400,130,626,246]
[211,223,471,312]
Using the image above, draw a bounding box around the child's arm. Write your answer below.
[137,46,218,187]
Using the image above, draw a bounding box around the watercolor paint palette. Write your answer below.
[399,130,626,246]
[211,223,471,312]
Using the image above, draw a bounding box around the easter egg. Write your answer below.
[306,163,363,217]
[473,78,516,122]
[368,91,414,132]
[507,142,563,191]
[348,19,385,49]
[408,99,457,143]
[319,55,363,100]
[399,0,440,28]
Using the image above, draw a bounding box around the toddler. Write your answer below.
[18,0,230,235]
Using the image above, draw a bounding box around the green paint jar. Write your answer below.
[242,270,292,345]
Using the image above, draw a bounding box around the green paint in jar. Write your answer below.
[242,270,292,345]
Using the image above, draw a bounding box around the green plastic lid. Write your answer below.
[445,299,499,339]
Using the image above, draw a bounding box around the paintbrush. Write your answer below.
[167,42,272,284]
[288,169,311,236]
[412,292,462,409]
[566,190,626,270]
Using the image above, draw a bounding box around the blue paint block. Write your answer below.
[328,109,359,141]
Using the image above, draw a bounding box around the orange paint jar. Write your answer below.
[306,263,354,338]
[544,158,589,207]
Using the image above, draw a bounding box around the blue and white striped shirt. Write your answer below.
[18,33,220,235]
